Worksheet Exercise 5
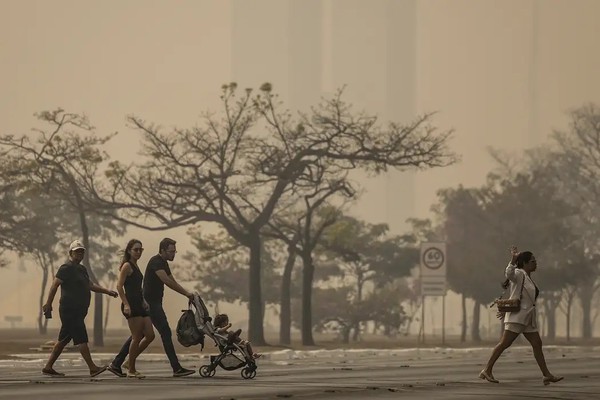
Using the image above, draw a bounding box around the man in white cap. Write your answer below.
[41,240,118,377]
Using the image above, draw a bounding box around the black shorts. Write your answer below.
[58,309,88,346]
[121,302,148,319]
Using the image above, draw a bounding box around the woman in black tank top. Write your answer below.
[115,239,155,378]
[121,263,145,318]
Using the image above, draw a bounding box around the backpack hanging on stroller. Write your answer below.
[177,293,258,380]
[176,307,204,348]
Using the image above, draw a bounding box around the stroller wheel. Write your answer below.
[199,365,215,378]
[241,367,257,380]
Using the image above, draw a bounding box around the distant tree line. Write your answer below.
[414,104,600,341]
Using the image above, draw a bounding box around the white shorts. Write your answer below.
[505,322,537,334]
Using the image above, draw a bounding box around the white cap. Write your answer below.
[69,240,85,252]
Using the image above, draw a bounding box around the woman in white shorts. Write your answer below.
[479,246,563,386]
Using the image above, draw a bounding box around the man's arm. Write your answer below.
[155,270,192,298]
[90,281,118,297]
[42,278,62,313]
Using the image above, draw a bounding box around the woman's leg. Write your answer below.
[522,332,551,376]
[483,329,520,375]
[136,317,155,356]
[127,317,145,373]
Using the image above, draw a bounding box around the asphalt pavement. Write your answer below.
[0,345,598,399]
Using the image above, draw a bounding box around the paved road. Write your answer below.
[0,346,598,399]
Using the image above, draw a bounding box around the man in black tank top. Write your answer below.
[109,238,195,377]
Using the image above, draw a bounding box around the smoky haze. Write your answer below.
[1,0,599,339]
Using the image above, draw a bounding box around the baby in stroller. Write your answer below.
[186,294,259,379]
[213,314,261,360]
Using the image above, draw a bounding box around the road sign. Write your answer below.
[420,242,446,296]
[420,282,446,296]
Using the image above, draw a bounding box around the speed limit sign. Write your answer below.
[420,242,446,277]
[422,247,444,269]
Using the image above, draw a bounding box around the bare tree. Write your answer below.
[264,173,351,345]
[558,285,578,341]
[97,84,457,344]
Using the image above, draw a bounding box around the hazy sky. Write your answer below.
[1,0,600,332]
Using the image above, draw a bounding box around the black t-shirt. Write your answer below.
[143,254,172,302]
[56,261,91,312]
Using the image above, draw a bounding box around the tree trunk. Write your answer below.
[356,270,364,302]
[579,281,594,339]
[341,324,350,344]
[247,236,266,345]
[93,294,103,345]
[460,294,467,342]
[545,305,556,339]
[543,296,558,340]
[301,253,315,346]
[352,266,365,342]
[471,300,481,342]
[352,274,364,342]
[77,209,104,347]
[38,265,49,335]
[404,300,420,336]
[103,293,111,334]
[581,294,592,339]
[279,246,296,345]
[566,300,571,342]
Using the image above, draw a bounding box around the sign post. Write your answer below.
[420,242,447,344]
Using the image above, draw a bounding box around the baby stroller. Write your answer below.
[178,293,258,380]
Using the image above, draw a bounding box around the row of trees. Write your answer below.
[422,104,600,341]
[183,213,422,344]
[3,82,598,345]
[0,84,456,345]
[179,103,600,343]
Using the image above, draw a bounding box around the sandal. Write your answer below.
[479,370,499,383]
[42,368,65,377]
[543,375,563,385]
[107,363,126,378]
[90,365,108,377]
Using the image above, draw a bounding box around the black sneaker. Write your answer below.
[42,368,65,377]
[107,364,126,378]
[173,367,195,377]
